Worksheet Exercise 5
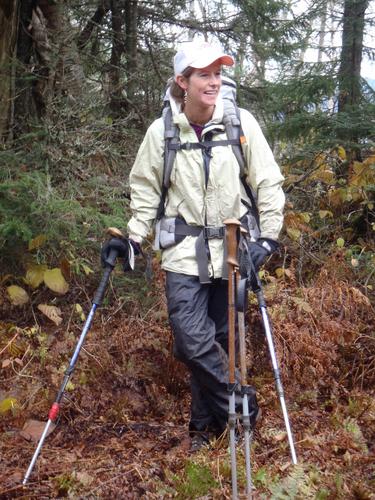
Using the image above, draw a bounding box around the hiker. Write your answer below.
[103,41,285,450]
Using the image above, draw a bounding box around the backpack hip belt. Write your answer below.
[154,217,228,284]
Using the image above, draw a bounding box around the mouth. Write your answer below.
[204,90,218,95]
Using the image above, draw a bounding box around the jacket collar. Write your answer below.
[171,96,225,134]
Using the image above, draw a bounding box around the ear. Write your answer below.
[175,74,188,91]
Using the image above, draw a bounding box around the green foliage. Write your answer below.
[0,140,131,273]
[258,465,333,499]
[171,461,218,499]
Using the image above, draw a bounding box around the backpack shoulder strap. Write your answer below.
[222,97,259,221]
[156,105,179,220]
[222,98,246,177]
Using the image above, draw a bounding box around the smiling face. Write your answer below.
[176,61,222,123]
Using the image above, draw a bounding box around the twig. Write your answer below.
[0,332,19,356]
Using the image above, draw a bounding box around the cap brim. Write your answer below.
[191,54,234,69]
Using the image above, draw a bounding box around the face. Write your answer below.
[177,62,222,110]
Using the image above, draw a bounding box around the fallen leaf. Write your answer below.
[43,268,69,295]
[274,431,287,441]
[2,359,11,368]
[75,303,86,321]
[37,304,63,325]
[24,264,48,289]
[73,471,94,486]
[6,285,29,306]
[59,258,71,281]
[286,227,301,241]
[0,397,18,414]
[20,419,56,442]
[28,234,47,251]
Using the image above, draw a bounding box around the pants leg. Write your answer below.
[166,271,258,434]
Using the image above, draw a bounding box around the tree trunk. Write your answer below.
[30,1,86,116]
[124,0,138,104]
[108,0,123,114]
[13,0,35,135]
[0,0,19,141]
[317,0,327,63]
[77,0,110,51]
[338,0,368,113]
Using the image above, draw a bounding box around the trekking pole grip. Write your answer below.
[224,218,241,267]
[93,227,125,305]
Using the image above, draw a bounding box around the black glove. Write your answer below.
[101,238,132,270]
[248,238,279,271]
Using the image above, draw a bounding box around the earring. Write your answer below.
[184,90,188,102]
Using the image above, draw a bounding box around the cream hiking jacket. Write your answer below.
[127,96,285,279]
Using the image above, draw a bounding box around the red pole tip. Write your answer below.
[48,402,60,421]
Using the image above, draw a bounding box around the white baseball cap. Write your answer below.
[174,41,234,77]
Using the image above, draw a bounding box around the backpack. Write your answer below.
[154,77,261,282]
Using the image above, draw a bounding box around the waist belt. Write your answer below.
[174,223,228,284]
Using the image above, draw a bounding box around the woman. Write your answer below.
[103,41,285,450]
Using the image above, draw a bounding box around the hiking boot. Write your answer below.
[190,433,209,452]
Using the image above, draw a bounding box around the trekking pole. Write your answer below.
[224,218,241,500]
[22,228,125,485]
[236,229,253,498]
[240,241,298,465]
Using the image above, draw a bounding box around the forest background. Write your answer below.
[0,0,374,498]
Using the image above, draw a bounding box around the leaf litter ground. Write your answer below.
[0,261,374,499]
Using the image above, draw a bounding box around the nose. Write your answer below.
[209,73,221,87]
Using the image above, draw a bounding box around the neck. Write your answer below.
[183,103,214,126]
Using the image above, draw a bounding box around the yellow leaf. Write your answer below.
[7,285,29,306]
[0,397,18,414]
[310,165,335,184]
[66,381,75,391]
[275,268,285,279]
[318,210,333,219]
[349,161,375,187]
[337,146,346,160]
[28,234,47,251]
[81,264,94,275]
[286,227,301,241]
[291,296,313,313]
[75,303,86,321]
[337,238,345,248]
[24,264,48,289]
[300,212,311,223]
[43,268,69,294]
[37,304,63,325]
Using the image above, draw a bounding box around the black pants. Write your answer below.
[166,271,258,435]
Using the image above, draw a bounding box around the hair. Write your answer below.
[169,66,194,103]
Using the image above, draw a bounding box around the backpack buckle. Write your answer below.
[203,226,225,240]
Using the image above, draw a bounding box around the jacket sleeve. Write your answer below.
[239,109,285,241]
[127,118,164,243]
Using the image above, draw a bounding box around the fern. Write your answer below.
[267,465,315,499]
